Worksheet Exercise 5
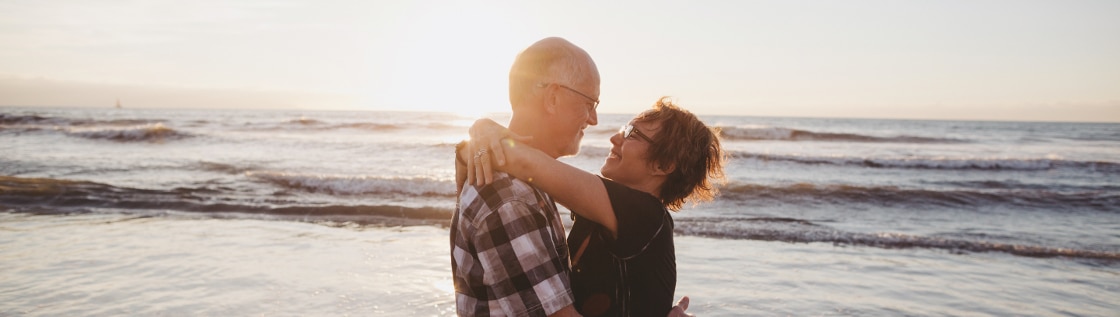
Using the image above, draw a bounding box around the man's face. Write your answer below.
[550,79,599,157]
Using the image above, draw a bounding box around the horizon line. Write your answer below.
[3,104,1118,125]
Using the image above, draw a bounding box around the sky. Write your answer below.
[1,0,1118,122]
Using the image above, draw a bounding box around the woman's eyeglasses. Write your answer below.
[620,124,654,143]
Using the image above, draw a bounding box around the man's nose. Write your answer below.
[587,107,598,126]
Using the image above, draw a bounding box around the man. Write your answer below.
[451,37,599,316]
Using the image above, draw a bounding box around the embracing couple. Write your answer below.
[452,37,726,317]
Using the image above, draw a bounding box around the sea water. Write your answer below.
[2,107,1118,315]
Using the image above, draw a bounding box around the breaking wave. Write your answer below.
[63,123,190,142]
[195,161,257,174]
[718,125,965,143]
[734,152,1120,173]
[245,171,455,197]
[722,182,1120,211]
[0,114,66,125]
[0,175,452,227]
[4,175,1117,260]
[1,113,184,142]
[675,217,1120,261]
[0,113,164,127]
[271,117,455,132]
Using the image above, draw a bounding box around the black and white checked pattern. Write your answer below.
[452,172,573,316]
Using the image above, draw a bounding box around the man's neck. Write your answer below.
[508,113,559,159]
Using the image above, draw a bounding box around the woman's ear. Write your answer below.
[651,162,676,176]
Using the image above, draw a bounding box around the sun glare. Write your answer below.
[359,2,528,116]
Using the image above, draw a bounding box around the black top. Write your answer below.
[568,177,676,317]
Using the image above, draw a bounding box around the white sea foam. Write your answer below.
[734,152,1118,171]
[245,171,455,197]
[717,125,961,143]
[62,123,188,142]
[674,217,1120,260]
[719,125,797,140]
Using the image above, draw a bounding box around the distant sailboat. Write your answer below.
[116,98,122,109]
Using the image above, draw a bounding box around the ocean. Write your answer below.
[1,106,1118,316]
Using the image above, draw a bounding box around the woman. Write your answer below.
[462,97,726,316]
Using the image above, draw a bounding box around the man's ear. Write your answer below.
[541,84,560,114]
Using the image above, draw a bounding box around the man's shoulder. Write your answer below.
[460,172,538,201]
[458,172,543,218]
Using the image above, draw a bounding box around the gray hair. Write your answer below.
[508,37,594,106]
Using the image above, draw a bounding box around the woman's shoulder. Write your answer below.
[598,177,665,216]
[599,177,659,203]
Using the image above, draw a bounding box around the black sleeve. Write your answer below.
[599,177,668,259]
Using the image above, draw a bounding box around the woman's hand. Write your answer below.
[668,296,693,317]
[466,118,532,186]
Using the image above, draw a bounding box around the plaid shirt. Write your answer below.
[451,172,574,316]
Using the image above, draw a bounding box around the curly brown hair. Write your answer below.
[634,97,727,211]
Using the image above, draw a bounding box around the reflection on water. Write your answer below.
[0,212,455,316]
[2,212,1117,316]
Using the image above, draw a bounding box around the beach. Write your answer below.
[2,212,1116,316]
[2,106,1118,315]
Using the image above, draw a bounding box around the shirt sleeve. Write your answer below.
[454,140,468,195]
[600,177,669,259]
[471,199,574,316]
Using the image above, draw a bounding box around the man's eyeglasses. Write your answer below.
[620,124,654,143]
[539,82,599,112]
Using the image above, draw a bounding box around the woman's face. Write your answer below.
[600,118,660,187]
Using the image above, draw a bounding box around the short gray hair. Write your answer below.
[508,37,594,106]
